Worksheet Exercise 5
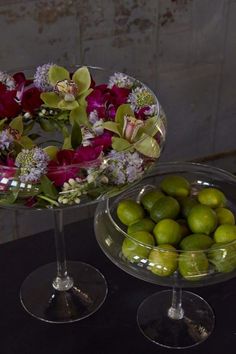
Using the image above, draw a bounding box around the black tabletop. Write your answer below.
[1,216,236,354]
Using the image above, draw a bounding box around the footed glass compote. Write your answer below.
[0,65,166,323]
[94,162,236,348]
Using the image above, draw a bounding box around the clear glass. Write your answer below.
[94,161,236,347]
[1,66,166,323]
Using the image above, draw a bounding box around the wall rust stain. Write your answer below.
[159,0,192,27]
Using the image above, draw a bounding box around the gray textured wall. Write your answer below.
[0,0,236,241]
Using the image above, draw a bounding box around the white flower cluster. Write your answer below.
[108,72,134,89]
[105,150,144,185]
[0,71,15,90]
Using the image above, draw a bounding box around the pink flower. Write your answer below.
[47,146,102,187]
[74,145,102,163]
[91,131,112,151]
[0,157,16,191]
[47,150,78,187]
[86,84,131,120]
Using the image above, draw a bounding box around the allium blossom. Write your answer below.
[108,72,134,89]
[105,150,144,185]
[0,129,14,150]
[15,147,49,183]
[34,63,54,91]
[128,86,155,111]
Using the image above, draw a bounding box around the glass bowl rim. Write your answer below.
[106,161,236,253]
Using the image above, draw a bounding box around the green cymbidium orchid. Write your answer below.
[40,65,92,125]
[103,104,161,158]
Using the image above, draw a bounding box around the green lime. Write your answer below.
[176,219,191,238]
[178,251,209,281]
[178,196,199,218]
[208,242,236,273]
[153,219,182,246]
[197,187,227,208]
[127,218,155,234]
[187,204,217,235]
[180,234,214,251]
[150,196,180,223]
[214,224,236,243]
[148,244,178,277]
[122,231,154,262]
[215,207,235,225]
[141,189,165,212]
[117,199,145,226]
[160,175,190,198]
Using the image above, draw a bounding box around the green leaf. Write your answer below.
[28,133,40,140]
[40,175,58,200]
[39,118,55,132]
[78,88,93,106]
[58,99,79,110]
[48,65,70,86]
[103,121,120,136]
[10,115,23,134]
[70,106,89,126]
[72,66,91,95]
[40,92,61,108]
[142,116,159,137]
[0,190,19,205]
[37,195,59,207]
[115,104,134,126]
[112,137,131,151]
[134,133,160,158]
[0,118,7,131]
[43,145,59,160]
[18,136,34,149]
[23,121,35,135]
[62,136,72,149]
[71,121,82,149]
[57,111,69,121]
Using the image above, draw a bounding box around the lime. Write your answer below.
[197,187,226,208]
[148,244,178,277]
[180,234,214,251]
[215,207,235,225]
[141,189,165,212]
[122,230,154,262]
[214,224,236,243]
[178,196,199,218]
[187,204,217,235]
[127,218,155,234]
[178,251,209,281]
[153,219,182,246]
[160,175,190,198]
[117,199,145,226]
[208,242,236,273]
[176,219,190,238]
[150,196,180,223]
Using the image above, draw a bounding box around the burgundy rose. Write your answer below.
[0,84,21,118]
[21,87,43,113]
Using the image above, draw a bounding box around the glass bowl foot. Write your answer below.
[137,290,215,349]
[20,261,107,323]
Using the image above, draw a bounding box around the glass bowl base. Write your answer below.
[137,290,215,349]
[20,261,107,323]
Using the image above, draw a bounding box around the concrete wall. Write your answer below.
[0,0,236,241]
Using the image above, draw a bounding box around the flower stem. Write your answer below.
[168,287,184,320]
[52,209,73,291]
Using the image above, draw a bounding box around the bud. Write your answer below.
[122,115,144,142]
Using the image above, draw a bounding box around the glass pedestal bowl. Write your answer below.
[94,161,236,348]
[0,65,166,323]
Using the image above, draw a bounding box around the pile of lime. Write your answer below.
[117,175,236,281]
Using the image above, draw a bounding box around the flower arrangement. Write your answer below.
[0,64,166,207]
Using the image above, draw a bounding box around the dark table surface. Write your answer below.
[1,216,236,354]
